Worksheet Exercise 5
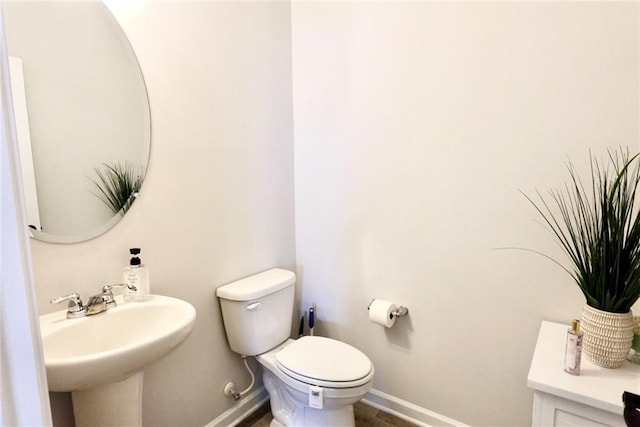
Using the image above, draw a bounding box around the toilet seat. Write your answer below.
[275,336,373,388]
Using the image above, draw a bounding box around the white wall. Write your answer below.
[292,2,639,425]
[30,2,294,425]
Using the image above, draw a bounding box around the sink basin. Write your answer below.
[39,294,196,392]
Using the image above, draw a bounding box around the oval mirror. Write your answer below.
[3,1,151,244]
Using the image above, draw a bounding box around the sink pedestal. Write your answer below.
[72,372,143,427]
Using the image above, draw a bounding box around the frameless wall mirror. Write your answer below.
[3,1,151,244]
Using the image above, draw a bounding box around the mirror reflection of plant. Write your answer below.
[89,161,144,216]
[524,148,640,314]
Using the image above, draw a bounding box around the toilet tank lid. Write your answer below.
[216,268,295,301]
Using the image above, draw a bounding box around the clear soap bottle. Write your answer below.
[564,319,583,375]
[123,248,150,302]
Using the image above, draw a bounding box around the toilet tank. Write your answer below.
[216,268,295,356]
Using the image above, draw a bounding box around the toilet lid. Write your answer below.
[276,336,373,387]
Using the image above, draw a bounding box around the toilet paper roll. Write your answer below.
[368,299,397,328]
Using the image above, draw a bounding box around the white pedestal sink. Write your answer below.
[39,294,196,427]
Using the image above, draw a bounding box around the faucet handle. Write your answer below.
[50,293,85,318]
[102,284,118,293]
[102,283,137,293]
[100,283,136,308]
[50,292,82,307]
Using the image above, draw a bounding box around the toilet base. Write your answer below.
[263,368,356,427]
[268,398,356,427]
[294,405,355,427]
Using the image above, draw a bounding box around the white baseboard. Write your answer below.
[206,386,467,427]
[206,386,269,427]
[362,389,469,427]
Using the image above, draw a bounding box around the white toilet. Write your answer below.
[216,268,374,427]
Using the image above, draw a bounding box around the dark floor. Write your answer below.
[237,401,418,427]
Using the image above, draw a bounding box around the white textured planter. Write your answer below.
[580,304,634,368]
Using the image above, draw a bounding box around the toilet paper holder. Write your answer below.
[367,299,409,319]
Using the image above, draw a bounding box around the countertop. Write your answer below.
[528,320,640,414]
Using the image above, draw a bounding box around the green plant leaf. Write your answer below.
[88,161,144,216]
[524,148,640,313]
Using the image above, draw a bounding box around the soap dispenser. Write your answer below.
[123,248,150,302]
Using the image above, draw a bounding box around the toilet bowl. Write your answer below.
[216,268,374,427]
[257,337,374,426]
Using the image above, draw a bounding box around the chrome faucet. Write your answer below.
[85,293,107,315]
[86,284,137,315]
[50,283,137,318]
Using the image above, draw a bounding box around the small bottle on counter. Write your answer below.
[564,319,583,375]
[123,248,150,302]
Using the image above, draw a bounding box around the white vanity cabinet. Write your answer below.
[528,321,640,427]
